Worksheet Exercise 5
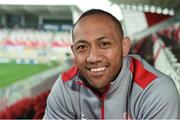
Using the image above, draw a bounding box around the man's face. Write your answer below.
[72,14,124,92]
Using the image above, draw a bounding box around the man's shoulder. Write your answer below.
[129,55,174,90]
[129,55,158,89]
[61,65,79,82]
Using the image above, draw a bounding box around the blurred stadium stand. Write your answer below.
[0,0,180,119]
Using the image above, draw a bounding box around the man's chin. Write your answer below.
[88,81,109,93]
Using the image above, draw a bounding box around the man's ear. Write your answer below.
[71,44,75,54]
[122,37,131,57]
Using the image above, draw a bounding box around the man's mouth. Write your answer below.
[89,67,107,72]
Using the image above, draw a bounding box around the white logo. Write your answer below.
[81,112,87,120]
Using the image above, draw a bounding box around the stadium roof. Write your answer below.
[0,5,72,17]
[0,0,179,20]
[0,0,123,20]
[109,0,180,11]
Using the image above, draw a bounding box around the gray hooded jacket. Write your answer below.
[43,55,180,119]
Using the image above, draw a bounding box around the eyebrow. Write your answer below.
[74,40,88,45]
[96,36,106,41]
[74,35,107,45]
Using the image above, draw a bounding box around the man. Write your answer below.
[43,9,180,119]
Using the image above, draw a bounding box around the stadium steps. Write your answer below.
[157,33,180,62]
[172,47,180,63]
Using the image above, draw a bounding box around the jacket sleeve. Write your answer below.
[43,76,76,119]
[137,76,180,119]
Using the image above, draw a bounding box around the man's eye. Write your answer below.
[76,45,88,51]
[100,42,110,48]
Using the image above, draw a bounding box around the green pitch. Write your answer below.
[0,63,55,88]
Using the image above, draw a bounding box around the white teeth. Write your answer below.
[90,67,106,72]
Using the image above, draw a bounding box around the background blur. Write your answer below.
[0,0,180,119]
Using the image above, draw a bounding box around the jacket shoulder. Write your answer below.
[129,56,157,89]
[62,65,78,82]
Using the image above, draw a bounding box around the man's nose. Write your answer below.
[87,48,102,63]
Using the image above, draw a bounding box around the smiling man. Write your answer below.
[43,9,180,119]
[71,10,130,95]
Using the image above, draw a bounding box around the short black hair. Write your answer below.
[72,9,124,39]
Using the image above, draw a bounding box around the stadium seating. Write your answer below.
[132,35,154,65]
[0,90,50,119]
[0,28,71,48]
[0,28,72,64]
[158,22,180,44]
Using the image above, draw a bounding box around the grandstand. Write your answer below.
[0,28,72,64]
[0,0,180,119]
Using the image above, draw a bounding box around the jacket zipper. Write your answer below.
[100,97,105,120]
[76,81,110,119]
[100,84,111,120]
